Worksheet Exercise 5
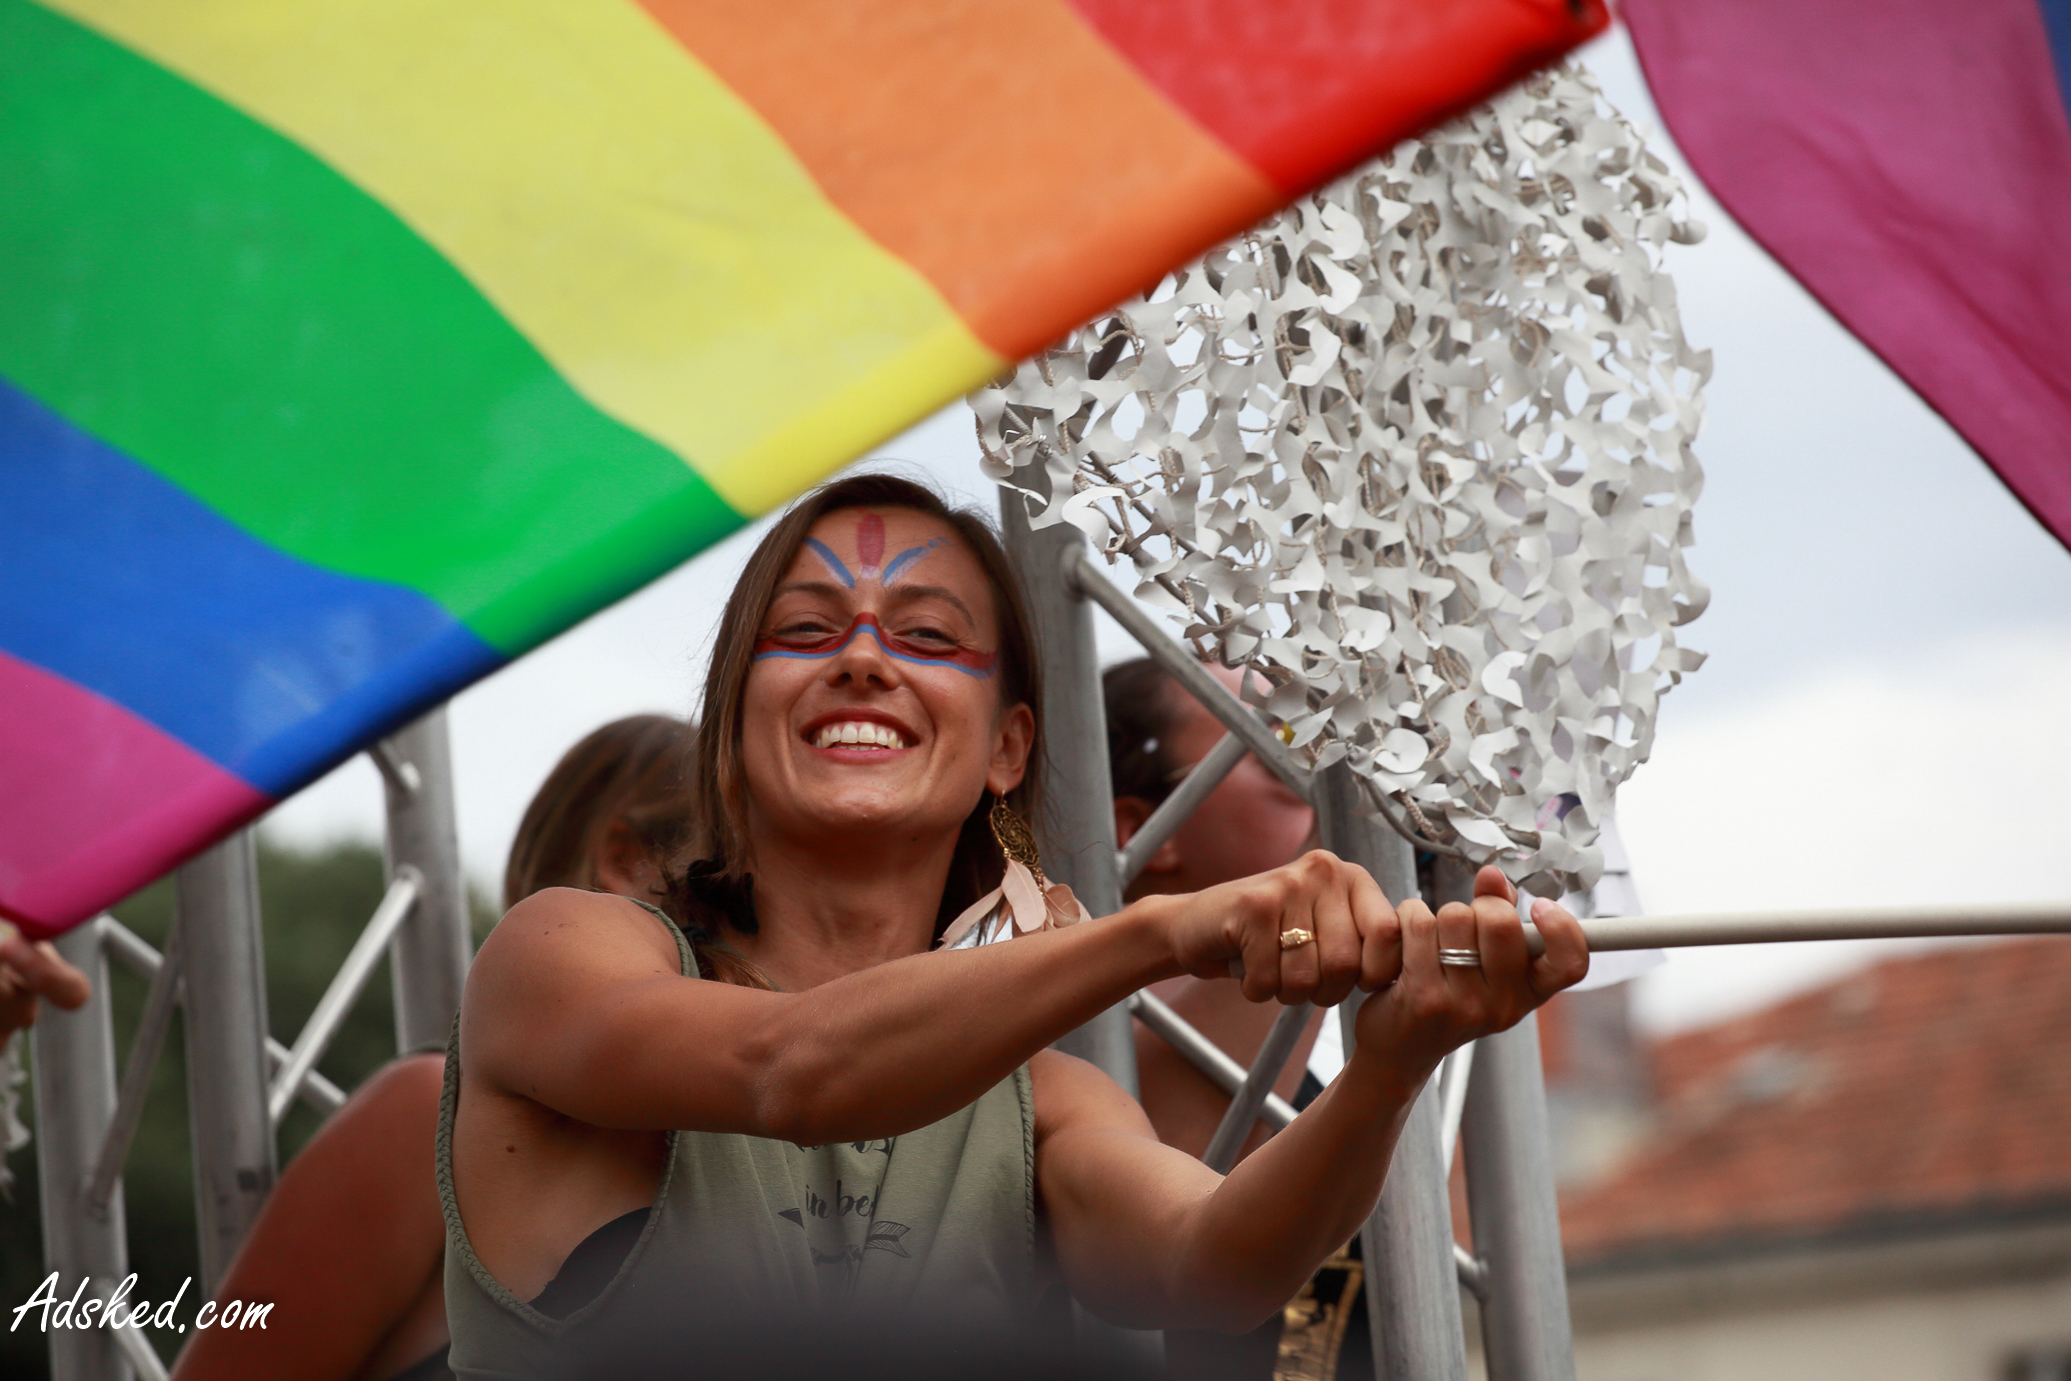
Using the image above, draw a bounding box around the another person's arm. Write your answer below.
[1034,866,1587,1330]
[169,1055,449,1381]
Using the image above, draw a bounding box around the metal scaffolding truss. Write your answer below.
[1001,502,1568,1380]
[29,709,472,1381]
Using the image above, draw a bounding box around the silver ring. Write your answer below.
[1437,948,1483,968]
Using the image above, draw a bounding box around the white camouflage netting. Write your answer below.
[974,64,1710,894]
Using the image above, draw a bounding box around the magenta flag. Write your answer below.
[1621,0,2071,550]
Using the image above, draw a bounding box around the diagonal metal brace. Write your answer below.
[1063,544,1311,801]
[1128,989,1299,1131]
[1201,1002,1314,1173]
[267,869,421,1128]
[98,916,348,1117]
[83,917,183,1216]
[1116,731,1250,886]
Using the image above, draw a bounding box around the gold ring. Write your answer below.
[1278,928,1314,950]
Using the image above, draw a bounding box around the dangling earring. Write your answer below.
[939,794,1092,948]
[989,794,1047,888]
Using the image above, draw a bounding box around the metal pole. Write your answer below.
[1116,731,1249,886]
[1560,899,2071,952]
[1461,1011,1576,1381]
[999,489,1162,1370]
[85,919,182,1214]
[268,871,422,1127]
[1200,1002,1311,1173]
[178,830,276,1294]
[31,922,132,1381]
[379,706,471,1053]
[1420,854,1577,1381]
[1314,763,1469,1381]
[1063,544,1310,799]
[1128,991,1299,1129]
[997,492,1134,1094]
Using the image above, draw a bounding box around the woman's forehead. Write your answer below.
[790,508,982,597]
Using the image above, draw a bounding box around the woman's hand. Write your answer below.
[1,921,92,1038]
[1350,864,1588,1087]
[1161,850,1396,1009]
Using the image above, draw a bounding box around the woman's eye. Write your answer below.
[900,625,954,645]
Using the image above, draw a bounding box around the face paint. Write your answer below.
[753,612,996,678]
[805,538,856,589]
[855,512,886,581]
[880,539,943,585]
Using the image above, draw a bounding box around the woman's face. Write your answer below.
[738,507,1032,856]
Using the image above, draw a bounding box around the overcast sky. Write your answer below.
[268,29,2071,1036]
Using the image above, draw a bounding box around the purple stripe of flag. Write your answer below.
[1624,0,2071,551]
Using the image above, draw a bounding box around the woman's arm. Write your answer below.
[1032,868,1589,1331]
[465,852,1382,1145]
[169,1054,448,1381]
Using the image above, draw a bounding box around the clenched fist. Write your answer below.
[1159,855,1588,1083]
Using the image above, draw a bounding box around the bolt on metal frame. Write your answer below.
[28,707,473,1381]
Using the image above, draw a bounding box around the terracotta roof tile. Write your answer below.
[1557,938,2071,1262]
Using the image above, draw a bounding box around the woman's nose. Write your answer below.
[825,617,898,687]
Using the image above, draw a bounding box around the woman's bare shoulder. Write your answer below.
[467,888,686,1012]
[481,887,680,966]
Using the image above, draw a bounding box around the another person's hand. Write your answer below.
[1160,850,1394,1009]
[1351,864,1587,1086]
[0,921,93,1037]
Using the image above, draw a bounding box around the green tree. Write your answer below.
[1,835,493,1377]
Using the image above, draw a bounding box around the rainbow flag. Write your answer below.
[1623,0,2071,552]
[0,0,1605,936]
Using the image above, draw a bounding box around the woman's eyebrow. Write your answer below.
[771,580,851,603]
[884,584,977,626]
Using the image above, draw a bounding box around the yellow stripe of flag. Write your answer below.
[51,0,1004,515]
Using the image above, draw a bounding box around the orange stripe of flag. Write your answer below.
[636,0,1280,360]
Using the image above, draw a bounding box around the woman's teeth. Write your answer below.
[815,721,908,751]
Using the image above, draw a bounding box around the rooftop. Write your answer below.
[1557,937,2071,1268]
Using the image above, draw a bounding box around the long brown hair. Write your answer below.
[504,714,692,910]
[673,474,1042,940]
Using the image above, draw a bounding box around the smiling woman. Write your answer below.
[679,476,1041,951]
[440,475,1592,1377]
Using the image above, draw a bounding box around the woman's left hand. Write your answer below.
[1349,865,1588,1087]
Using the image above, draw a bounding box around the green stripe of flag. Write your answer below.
[0,0,741,654]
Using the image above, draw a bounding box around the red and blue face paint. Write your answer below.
[756,514,996,677]
[753,611,996,678]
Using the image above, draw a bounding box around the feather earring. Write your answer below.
[938,796,1093,949]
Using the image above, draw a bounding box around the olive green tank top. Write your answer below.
[436,900,1040,1380]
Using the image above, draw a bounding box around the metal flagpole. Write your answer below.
[31,922,132,1381]
[375,706,471,1053]
[177,830,276,1295]
[1314,763,1471,1381]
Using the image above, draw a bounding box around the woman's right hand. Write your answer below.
[1159,850,1397,1010]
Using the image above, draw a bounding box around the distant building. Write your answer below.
[1546,938,2071,1381]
